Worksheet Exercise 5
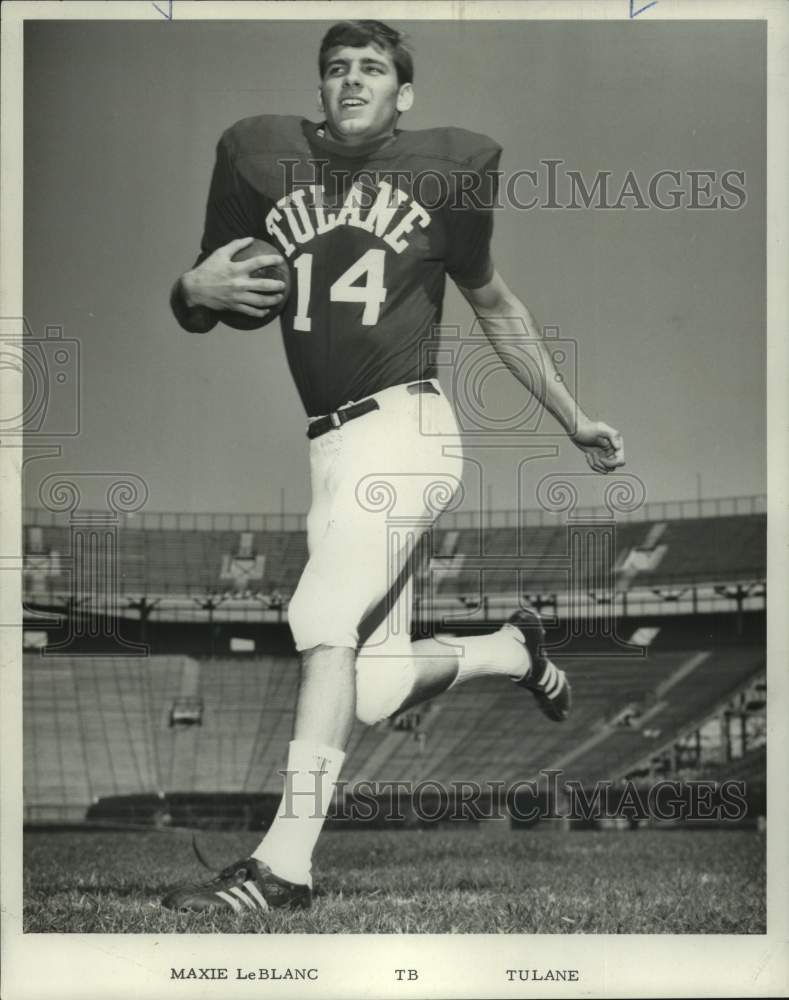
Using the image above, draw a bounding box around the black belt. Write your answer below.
[307,381,439,439]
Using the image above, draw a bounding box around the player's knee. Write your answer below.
[288,577,358,651]
[355,654,415,727]
[286,582,311,649]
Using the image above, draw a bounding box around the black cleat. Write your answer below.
[162,857,311,914]
[506,608,572,722]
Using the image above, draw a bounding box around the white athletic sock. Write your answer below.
[252,739,345,888]
[449,625,532,687]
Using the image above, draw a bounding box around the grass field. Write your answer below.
[23,826,765,934]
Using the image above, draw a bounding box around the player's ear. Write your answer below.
[396,83,414,114]
[317,87,325,113]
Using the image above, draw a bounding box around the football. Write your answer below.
[217,238,291,331]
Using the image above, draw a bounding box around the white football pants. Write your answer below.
[287,379,464,725]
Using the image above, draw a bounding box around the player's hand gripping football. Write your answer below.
[180,237,287,320]
[570,419,625,474]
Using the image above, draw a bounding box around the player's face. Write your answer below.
[319,44,413,146]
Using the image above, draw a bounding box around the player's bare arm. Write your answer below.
[171,236,287,334]
[458,269,625,474]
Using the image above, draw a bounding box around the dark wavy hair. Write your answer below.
[318,20,414,85]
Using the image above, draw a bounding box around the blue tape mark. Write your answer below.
[152,0,173,19]
[630,0,658,16]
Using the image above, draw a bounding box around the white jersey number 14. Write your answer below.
[292,249,387,332]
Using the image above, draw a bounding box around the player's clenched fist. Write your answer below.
[570,419,625,474]
[180,237,288,320]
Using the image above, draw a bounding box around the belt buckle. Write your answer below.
[330,411,342,429]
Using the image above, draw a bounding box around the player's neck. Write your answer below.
[313,121,399,156]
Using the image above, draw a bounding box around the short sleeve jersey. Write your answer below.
[197,115,501,416]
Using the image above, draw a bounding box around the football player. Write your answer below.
[165,20,625,915]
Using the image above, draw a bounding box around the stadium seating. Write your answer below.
[190,657,297,793]
[24,655,167,809]
[24,512,767,602]
[23,654,300,816]
[643,516,766,583]
[21,505,766,823]
[23,660,90,809]
[23,637,764,819]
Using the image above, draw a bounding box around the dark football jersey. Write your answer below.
[196,115,501,416]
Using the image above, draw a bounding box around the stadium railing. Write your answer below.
[22,492,767,531]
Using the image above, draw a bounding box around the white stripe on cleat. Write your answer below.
[539,662,558,690]
[216,889,242,913]
[231,885,257,910]
[243,880,270,910]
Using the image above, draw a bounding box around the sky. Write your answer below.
[22,18,766,518]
